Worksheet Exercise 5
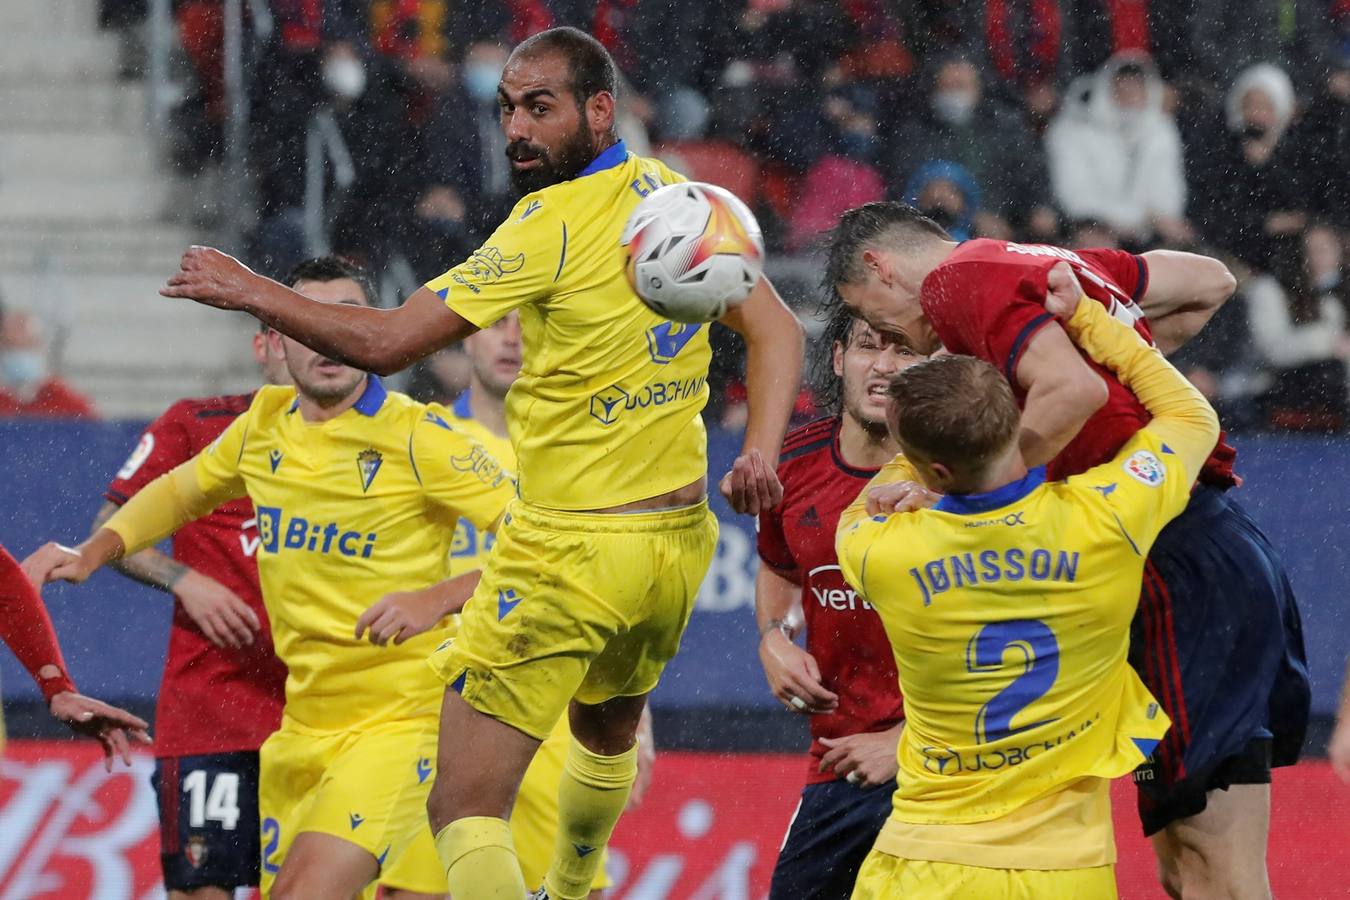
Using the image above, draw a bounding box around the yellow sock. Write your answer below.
[543,739,638,900]
[434,816,526,899]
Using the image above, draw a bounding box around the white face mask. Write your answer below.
[323,55,367,100]
[464,62,502,102]
[932,90,977,126]
[1,350,46,388]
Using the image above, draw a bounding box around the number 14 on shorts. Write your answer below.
[183,768,242,830]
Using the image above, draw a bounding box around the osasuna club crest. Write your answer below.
[185,835,208,868]
[357,448,383,493]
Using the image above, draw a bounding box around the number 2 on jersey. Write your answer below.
[965,619,1060,744]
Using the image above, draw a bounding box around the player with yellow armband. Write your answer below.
[24,267,517,900]
[837,273,1219,899]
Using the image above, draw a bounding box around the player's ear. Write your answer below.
[587,90,615,137]
[861,248,888,284]
[925,461,956,493]
[832,341,845,378]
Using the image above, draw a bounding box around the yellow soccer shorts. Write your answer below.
[258,716,441,895]
[851,850,1117,899]
[381,712,611,894]
[428,499,718,740]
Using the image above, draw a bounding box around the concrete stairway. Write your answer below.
[0,0,257,419]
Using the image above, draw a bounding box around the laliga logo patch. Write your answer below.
[1123,450,1164,487]
[117,433,155,480]
[357,448,383,493]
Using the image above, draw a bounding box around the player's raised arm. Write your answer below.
[25,411,254,587]
[1135,249,1237,355]
[717,277,805,514]
[161,247,478,375]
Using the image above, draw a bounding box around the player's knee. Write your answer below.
[426,777,455,833]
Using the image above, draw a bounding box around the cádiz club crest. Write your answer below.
[357,448,383,493]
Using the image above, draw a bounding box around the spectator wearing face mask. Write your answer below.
[1046,52,1193,247]
[886,54,1056,242]
[0,304,96,419]
[902,161,982,242]
[1189,62,1305,271]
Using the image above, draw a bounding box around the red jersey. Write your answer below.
[920,239,1237,485]
[0,544,77,702]
[105,394,285,757]
[757,418,904,784]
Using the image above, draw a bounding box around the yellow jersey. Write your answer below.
[425,142,711,511]
[837,299,1219,869]
[446,390,515,572]
[184,378,513,732]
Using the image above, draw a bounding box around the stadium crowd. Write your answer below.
[48,0,1348,431]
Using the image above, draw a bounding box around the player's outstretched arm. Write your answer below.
[355,570,482,647]
[1,548,153,769]
[90,501,259,649]
[1053,286,1219,483]
[49,691,153,772]
[718,277,804,515]
[161,247,477,375]
[1136,249,1236,355]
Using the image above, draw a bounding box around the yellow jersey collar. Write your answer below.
[452,388,473,419]
[578,140,628,177]
[933,465,1047,516]
[287,374,388,417]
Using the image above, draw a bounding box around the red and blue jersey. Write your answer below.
[758,418,904,783]
[920,239,1237,486]
[106,394,286,757]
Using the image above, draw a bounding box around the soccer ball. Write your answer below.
[622,182,765,324]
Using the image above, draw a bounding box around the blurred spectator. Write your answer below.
[406,348,473,405]
[1295,51,1350,230]
[1190,63,1304,270]
[1046,53,1192,246]
[0,306,96,419]
[430,39,517,240]
[887,55,1057,241]
[1066,217,1122,249]
[722,0,856,174]
[1190,0,1333,92]
[1246,226,1350,431]
[902,161,981,242]
[786,86,886,252]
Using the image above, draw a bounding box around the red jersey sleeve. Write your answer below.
[756,489,798,579]
[106,401,194,505]
[1074,247,1149,302]
[921,258,1059,383]
[0,546,77,702]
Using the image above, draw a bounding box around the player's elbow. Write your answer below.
[1198,260,1237,312]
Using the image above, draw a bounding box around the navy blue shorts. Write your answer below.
[151,751,262,891]
[1130,485,1310,835]
[769,777,894,900]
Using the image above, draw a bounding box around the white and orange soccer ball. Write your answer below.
[621,182,765,324]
